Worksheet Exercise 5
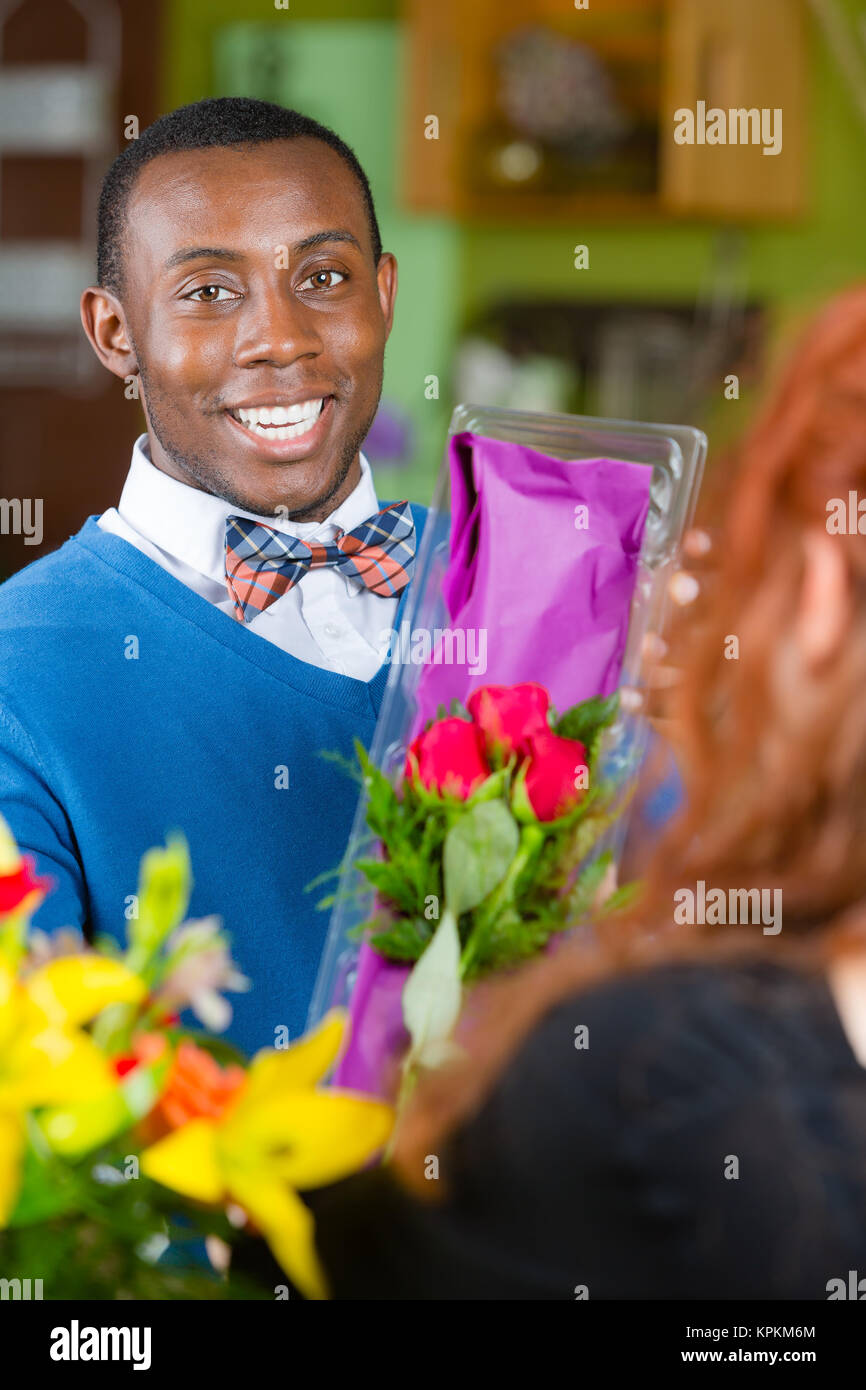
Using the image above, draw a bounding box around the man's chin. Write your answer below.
[226,455,360,521]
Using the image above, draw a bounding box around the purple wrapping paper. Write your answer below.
[413,432,651,731]
[335,432,652,1097]
[333,942,410,1097]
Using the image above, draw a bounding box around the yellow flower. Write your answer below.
[140,1011,392,1299]
[0,955,146,1223]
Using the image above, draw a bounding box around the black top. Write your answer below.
[310,958,866,1299]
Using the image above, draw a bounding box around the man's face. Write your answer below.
[99,139,396,519]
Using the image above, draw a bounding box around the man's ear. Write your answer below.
[375,252,398,341]
[80,286,139,381]
[797,527,852,669]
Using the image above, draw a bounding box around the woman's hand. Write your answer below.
[620,527,714,737]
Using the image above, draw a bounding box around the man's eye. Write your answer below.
[185,285,237,302]
[302,269,347,290]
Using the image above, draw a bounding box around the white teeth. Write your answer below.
[235,399,324,429]
[240,415,320,440]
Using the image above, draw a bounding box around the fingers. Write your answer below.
[641,632,668,662]
[620,680,679,719]
[638,632,683,686]
[619,528,715,725]
[668,571,700,606]
[668,527,715,606]
[682,527,712,559]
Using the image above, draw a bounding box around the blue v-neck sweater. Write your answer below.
[0,506,427,1058]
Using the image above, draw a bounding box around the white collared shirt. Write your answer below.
[97,434,397,680]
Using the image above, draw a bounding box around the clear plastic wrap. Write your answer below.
[308,403,706,1033]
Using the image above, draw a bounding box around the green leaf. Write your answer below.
[0,907,30,972]
[316,747,364,785]
[565,851,614,922]
[478,907,556,972]
[130,834,192,956]
[599,878,642,915]
[443,801,519,917]
[7,1127,85,1227]
[465,767,510,805]
[38,1054,171,1158]
[402,908,462,1068]
[160,1027,248,1068]
[554,692,619,749]
[368,916,434,962]
[356,742,401,828]
[354,857,420,916]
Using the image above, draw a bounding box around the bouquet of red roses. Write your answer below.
[332,681,635,1090]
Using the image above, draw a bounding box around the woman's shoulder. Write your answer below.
[486,953,860,1136]
[540,950,847,1053]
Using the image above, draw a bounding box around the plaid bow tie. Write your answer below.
[224,499,415,624]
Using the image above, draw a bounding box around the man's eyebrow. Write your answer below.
[292,229,363,254]
[162,230,363,275]
[162,247,245,273]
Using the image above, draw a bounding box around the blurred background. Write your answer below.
[0,0,864,576]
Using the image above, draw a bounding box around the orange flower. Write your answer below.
[116,1036,245,1144]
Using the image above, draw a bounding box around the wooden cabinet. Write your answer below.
[401,0,807,221]
[662,0,805,218]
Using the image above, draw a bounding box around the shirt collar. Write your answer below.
[116,434,382,586]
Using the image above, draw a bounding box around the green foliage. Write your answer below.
[316,747,365,785]
[3,1113,271,1298]
[8,1126,84,1227]
[564,851,614,921]
[554,691,619,764]
[477,906,555,973]
[368,916,434,961]
[0,1159,269,1299]
[351,741,455,958]
[424,698,471,731]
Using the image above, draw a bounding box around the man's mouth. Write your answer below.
[227,397,329,442]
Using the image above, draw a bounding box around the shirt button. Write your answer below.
[323,622,342,638]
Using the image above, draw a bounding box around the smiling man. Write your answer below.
[0,98,426,1055]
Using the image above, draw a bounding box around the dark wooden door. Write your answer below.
[0,0,162,580]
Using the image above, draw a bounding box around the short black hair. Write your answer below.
[97,96,383,297]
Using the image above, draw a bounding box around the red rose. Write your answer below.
[467,683,550,761]
[0,854,53,915]
[404,717,490,799]
[517,728,589,822]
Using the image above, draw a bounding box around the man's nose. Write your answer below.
[233,284,324,368]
